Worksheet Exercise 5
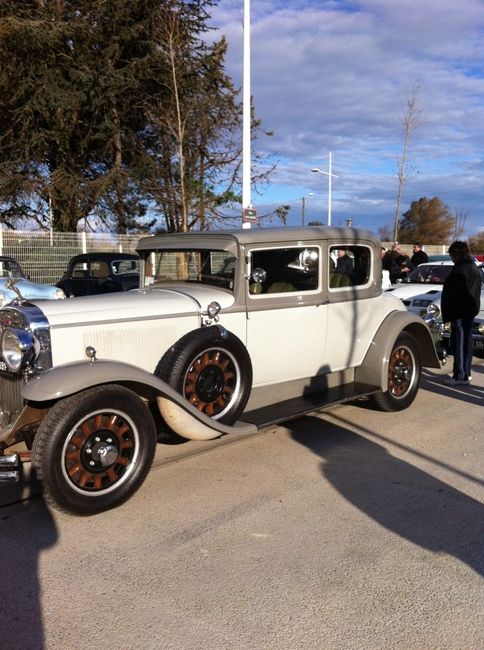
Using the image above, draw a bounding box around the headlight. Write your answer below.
[1,327,40,373]
[53,288,66,300]
[426,303,441,318]
[443,322,451,333]
[477,322,484,335]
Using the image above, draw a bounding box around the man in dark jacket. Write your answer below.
[410,242,429,267]
[441,241,481,385]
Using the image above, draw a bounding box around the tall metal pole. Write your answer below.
[242,0,252,229]
[328,151,332,227]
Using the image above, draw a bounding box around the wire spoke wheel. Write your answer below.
[183,348,239,419]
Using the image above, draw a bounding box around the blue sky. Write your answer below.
[209,0,484,237]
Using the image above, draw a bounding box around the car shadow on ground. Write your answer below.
[421,366,484,407]
[0,497,58,650]
[287,415,484,578]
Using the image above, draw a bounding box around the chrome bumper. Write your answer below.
[0,453,20,483]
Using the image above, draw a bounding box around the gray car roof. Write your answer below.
[137,226,380,253]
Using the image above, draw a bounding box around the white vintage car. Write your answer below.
[0,227,439,515]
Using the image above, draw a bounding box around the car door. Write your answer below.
[244,245,328,386]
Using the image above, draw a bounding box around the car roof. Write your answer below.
[68,252,139,263]
[137,226,380,253]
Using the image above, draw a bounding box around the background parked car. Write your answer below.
[396,263,484,316]
[57,252,140,297]
[0,255,65,307]
[425,284,484,361]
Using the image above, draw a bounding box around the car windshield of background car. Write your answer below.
[143,250,236,290]
[0,260,23,280]
[406,265,452,284]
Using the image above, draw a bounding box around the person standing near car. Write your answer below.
[410,242,429,267]
[441,241,481,385]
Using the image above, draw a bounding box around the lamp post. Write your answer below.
[242,0,252,229]
[301,192,314,226]
[311,152,338,226]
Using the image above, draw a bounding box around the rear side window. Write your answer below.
[329,245,371,289]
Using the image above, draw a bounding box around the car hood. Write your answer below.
[28,285,236,327]
[385,284,443,300]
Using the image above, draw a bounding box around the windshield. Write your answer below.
[406,265,452,284]
[143,250,236,291]
[0,259,24,280]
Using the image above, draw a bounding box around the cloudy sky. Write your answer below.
[208,0,484,237]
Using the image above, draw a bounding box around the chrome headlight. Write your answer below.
[426,303,441,318]
[1,327,40,373]
[477,322,484,335]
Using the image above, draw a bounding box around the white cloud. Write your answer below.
[209,0,484,235]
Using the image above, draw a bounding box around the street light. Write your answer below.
[311,152,338,226]
[301,193,314,226]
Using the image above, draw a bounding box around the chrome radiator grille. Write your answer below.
[0,372,24,429]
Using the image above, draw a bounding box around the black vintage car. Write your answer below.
[57,252,140,297]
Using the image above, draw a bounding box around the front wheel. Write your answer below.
[370,332,421,412]
[31,385,157,515]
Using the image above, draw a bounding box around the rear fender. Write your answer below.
[20,359,257,441]
[355,311,440,391]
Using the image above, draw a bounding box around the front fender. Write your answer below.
[21,359,257,441]
[355,310,440,391]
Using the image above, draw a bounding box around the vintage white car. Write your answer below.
[0,227,439,515]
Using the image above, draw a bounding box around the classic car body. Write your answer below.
[0,255,65,307]
[57,252,140,297]
[0,227,440,515]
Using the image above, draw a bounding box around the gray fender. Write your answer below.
[21,359,257,441]
[354,310,440,391]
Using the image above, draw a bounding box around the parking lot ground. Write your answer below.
[0,359,483,650]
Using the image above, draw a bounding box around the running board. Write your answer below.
[0,453,20,483]
[241,382,379,429]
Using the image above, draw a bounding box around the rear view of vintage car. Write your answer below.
[0,227,440,515]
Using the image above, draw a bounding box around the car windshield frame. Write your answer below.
[0,258,24,281]
[142,249,237,292]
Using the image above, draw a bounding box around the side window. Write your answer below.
[249,247,319,295]
[71,261,88,278]
[329,245,371,289]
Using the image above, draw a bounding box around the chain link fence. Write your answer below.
[0,228,448,286]
[0,229,140,285]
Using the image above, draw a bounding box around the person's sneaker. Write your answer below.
[443,376,470,386]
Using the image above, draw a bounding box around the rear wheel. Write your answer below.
[370,332,421,412]
[32,385,156,515]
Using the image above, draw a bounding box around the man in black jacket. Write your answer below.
[441,241,481,385]
[410,242,429,267]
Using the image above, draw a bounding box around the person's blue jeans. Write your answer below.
[451,318,473,380]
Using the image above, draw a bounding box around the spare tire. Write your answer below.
[155,326,252,425]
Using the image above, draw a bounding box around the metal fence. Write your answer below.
[0,229,140,285]
[0,228,448,286]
